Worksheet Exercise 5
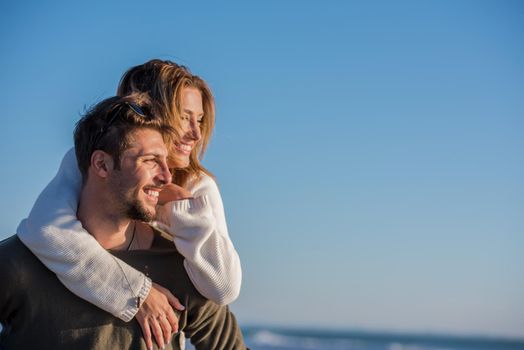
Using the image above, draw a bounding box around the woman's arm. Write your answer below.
[17,148,151,321]
[153,174,242,305]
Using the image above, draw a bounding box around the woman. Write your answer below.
[17,59,241,349]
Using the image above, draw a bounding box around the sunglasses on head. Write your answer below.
[93,101,150,148]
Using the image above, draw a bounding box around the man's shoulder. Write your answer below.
[0,235,42,281]
[0,235,33,260]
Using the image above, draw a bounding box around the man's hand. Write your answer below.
[136,282,185,350]
[158,183,192,205]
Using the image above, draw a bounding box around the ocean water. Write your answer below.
[3,323,523,349]
[238,328,524,350]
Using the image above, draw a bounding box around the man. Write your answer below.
[0,94,246,349]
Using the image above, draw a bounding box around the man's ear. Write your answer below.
[90,150,114,178]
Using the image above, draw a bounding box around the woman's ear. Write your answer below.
[90,150,114,178]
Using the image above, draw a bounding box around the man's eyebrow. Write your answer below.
[139,151,167,158]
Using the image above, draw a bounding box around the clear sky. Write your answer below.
[1,0,523,339]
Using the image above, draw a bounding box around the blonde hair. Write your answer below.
[117,59,214,186]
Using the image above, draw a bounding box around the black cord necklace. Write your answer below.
[126,221,136,251]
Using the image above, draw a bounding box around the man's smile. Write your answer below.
[144,187,161,203]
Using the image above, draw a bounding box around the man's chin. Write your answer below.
[127,203,155,222]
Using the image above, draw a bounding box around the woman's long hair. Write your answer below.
[117,59,214,186]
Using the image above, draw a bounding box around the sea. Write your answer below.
[236,327,524,350]
[2,324,523,349]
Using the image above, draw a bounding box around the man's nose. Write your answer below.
[157,159,172,185]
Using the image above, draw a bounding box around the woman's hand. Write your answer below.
[158,183,192,205]
[135,282,185,350]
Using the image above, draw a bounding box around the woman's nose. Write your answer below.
[188,120,202,141]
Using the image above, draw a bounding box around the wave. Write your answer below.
[243,328,524,350]
[248,329,367,349]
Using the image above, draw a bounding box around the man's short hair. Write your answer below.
[74,93,173,180]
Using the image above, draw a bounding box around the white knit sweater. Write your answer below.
[17,148,241,322]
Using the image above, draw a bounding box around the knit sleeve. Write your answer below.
[16,148,151,322]
[152,174,242,305]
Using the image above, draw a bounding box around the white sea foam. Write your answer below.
[249,329,367,349]
[388,343,454,350]
[244,328,509,350]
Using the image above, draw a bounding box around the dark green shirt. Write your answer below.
[0,233,246,350]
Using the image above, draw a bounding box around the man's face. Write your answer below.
[109,128,171,222]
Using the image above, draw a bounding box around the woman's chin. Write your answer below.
[168,156,190,169]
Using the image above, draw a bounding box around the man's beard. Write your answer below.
[109,170,156,222]
[125,197,155,222]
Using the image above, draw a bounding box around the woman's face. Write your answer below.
[170,87,203,168]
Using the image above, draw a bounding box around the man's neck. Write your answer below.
[77,184,132,250]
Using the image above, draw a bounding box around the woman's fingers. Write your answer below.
[155,283,185,312]
[136,283,183,348]
[137,313,175,350]
[166,306,179,334]
[165,290,185,312]
[150,317,165,349]
[158,183,192,204]
[137,317,153,350]
[158,315,172,346]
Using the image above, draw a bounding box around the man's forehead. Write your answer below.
[124,128,168,156]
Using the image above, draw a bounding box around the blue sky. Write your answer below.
[1,0,523,338]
